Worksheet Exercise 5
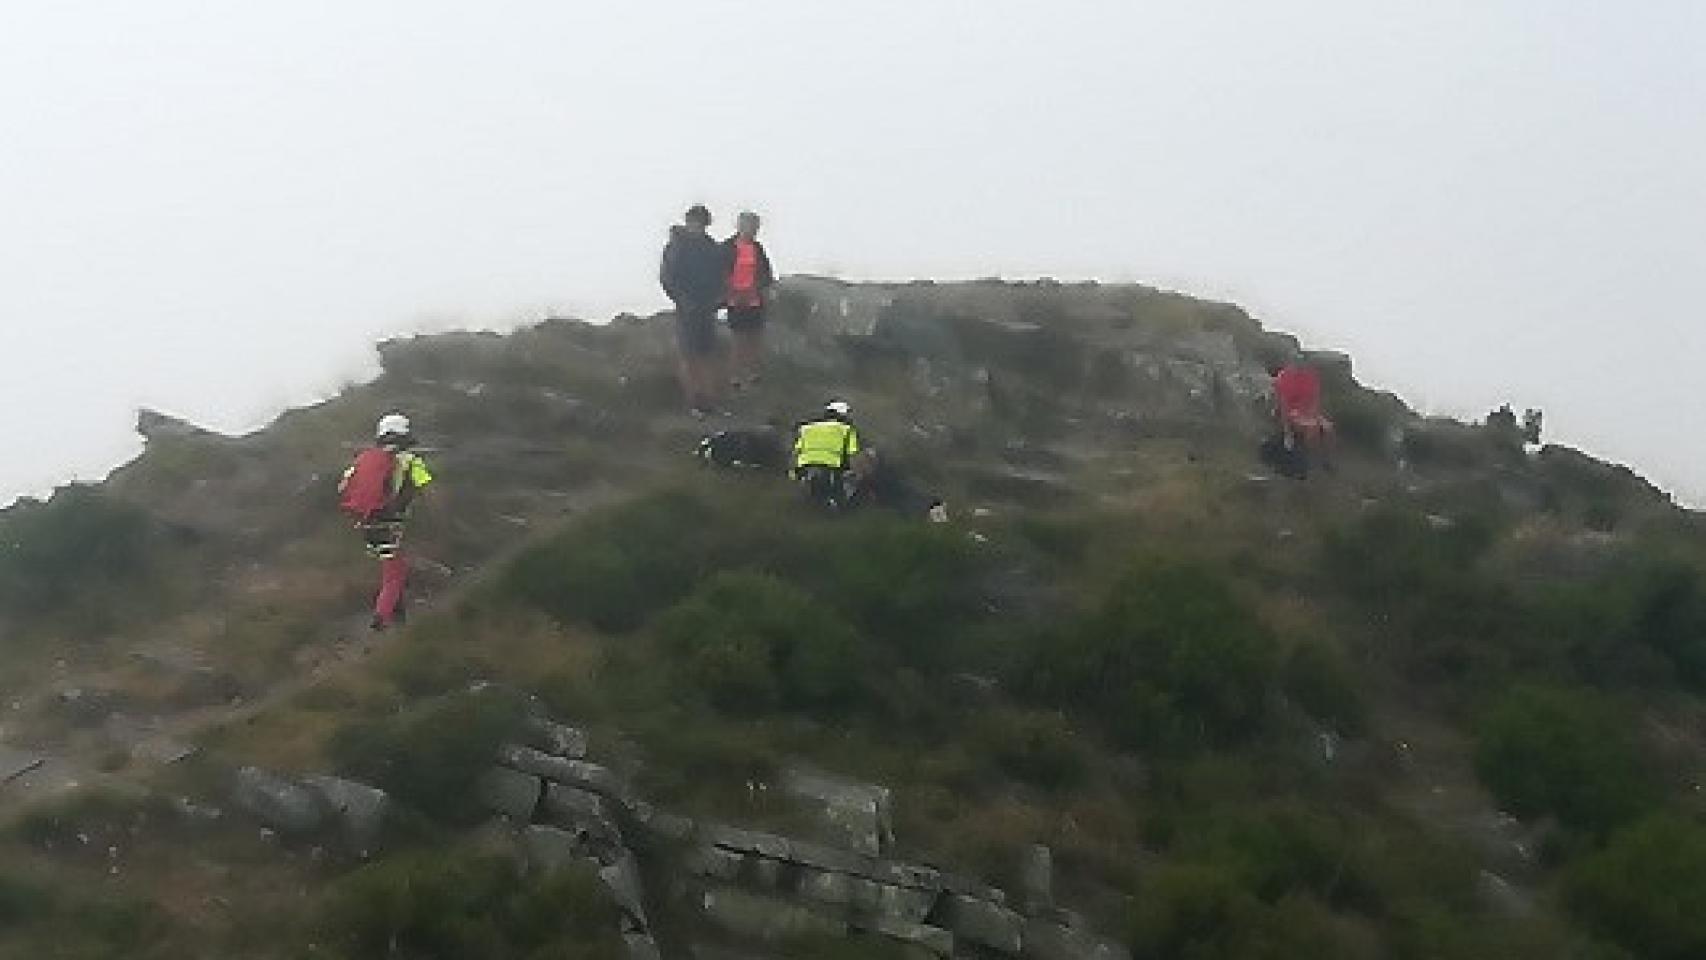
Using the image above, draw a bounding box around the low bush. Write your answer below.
[1030,560,1277,750]
[1283,641,1367,735]
[970,708,1088,791]
[320,848,621,959]
[782,518,986,675]
[1612,559,1706,689]
[329,688,528,824]
[1320,368,1403,457]
[655,572,870,715]
[1567,814,1706,960]
[1325,508,1534,685]
[501,488,727,632]
[0,871,172,958]
[1473,684,1659,837]
[0,485,162,628]
[1128,864,1362,960]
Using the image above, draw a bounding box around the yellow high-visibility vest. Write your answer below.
[794,419,859,470]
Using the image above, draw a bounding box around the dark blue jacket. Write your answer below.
[660,226,729,308]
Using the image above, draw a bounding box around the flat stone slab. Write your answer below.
[701,886,847,942]
[703,823,792,861]
[941,894,1024,953]
[477,766,543,820]
[527,717,589,759]
[232,766,326,835]
[624,932,662,960]
[132,735,198,766]
[499,745,624,799]
[860,916,953,957]
[1023,918,1131,960]
[782,767,894,856]
[0,746,46,785]
[523,824,591,874]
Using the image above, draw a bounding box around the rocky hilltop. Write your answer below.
[0,278,1699,960]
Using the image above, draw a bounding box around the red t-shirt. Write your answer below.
[728,238,762,308]
[1274,364,1322,420]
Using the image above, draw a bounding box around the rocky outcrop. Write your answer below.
[136,408,219,444]
[482,718,664,960]
[781,766,894,856]
[232,766,326,835]
[230,766,391,849]
[304,775,390,852]
[471,713,1129,959]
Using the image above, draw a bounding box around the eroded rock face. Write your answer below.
[781,767,894,856]
[523,823,590,875]
[303,775,389,850]
[1023,917,1132,960]
[470,714,1125,958]
[1020,844,1054,912]
[702,886,848,942]
[940,894,1024,954]
[136,408,218,444]
[476,766,542,820]
[232,766,325,835]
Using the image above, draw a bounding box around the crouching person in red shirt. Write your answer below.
[1269,361,1335,476]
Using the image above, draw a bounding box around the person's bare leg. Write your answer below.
[732,328,762,384]
[691,354,720,411]
[678,354,700,409]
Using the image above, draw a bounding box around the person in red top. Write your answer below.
[1270,360,1335,472]
[722,211,776,389]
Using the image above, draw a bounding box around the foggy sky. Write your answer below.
[2,2,1703,504]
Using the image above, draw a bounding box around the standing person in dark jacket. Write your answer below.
[659,204,729,416]
[722,211,776,390]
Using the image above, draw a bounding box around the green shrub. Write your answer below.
[502,489,723,632]
[1033,561,1277,750]
[1568,814,1706,960]
[1320,368,1402,457]
[785,519,984,675]
[1283,641,1367,735]
[1186,803,1362,907]
[1324,508,1532,684]
[329,688,527,824]
[320,848,621,960]
[0,871,171,957]
[1616,560,1706,689]
[655,572,870,715]
[0,875,54,926]
[1129,865,1363,960]
[626,716,780,808]
[1473,684,1659,836]
[970,708,1088,791]
[0,485,161,626]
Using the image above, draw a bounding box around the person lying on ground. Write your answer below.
[697,422,788,470]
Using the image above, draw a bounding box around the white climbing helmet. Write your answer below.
[825,400,851,418]
[375,412,412,440]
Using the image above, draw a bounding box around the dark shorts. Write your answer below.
[360,521,406,559]
[674,303,719,357]
[726,305,766,333]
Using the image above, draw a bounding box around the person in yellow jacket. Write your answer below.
[338,413,434,630]
[792,400,863,511]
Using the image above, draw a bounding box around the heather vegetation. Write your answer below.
[0,280,1702,958]
[472,479,1704,958]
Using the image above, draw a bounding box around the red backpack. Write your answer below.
[339,447,396,521]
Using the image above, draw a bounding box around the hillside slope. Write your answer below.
[0,277,1701,960]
